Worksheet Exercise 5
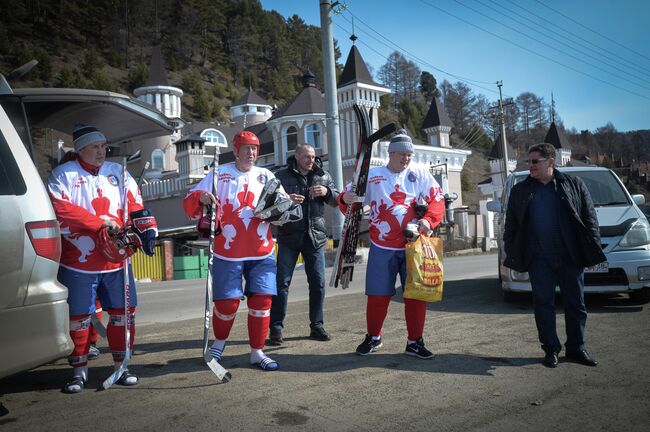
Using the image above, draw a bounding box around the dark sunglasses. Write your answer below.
[527,158,547,165]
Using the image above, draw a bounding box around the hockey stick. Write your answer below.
[92,161,150,341]
[101,151,139,390]
[202,146,231,383]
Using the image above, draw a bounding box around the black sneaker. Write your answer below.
[268,329,283,346]
[310,326,331,341]
[356,334,382,355]
[405,338,434,359]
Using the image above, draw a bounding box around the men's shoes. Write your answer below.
[566,349,598,367]
[543,351,559,368]
[405,338,434,359]
[356,334,382,355]
[268,330,283,346]
[310,326,331,341]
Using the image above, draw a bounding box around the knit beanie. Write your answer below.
[73,124,106,152]
[388,129,414,153]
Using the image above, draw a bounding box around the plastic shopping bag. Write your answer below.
[404,236,444,302]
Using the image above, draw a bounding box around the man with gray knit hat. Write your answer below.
[47,123,157,393]
[338,129,446,358]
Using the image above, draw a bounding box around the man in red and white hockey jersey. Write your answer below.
[183,131,289,371]
[47,124,157,393]
[339,129,445,358]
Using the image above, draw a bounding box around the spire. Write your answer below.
[544,121,570,149]
[338,45,380,88]
[302,69,316,88]
[421,97,454,129]
[146,45,168,87]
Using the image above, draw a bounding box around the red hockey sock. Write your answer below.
[90,299,103,344]
[213,298,241,340]
[68,314,91,367]
[106,307,136,363]
[247,295,272,349]
[404,298,427,340]
[366,295,391,337]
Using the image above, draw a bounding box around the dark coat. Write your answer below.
[503,169,606,272]
[275,155,339,249]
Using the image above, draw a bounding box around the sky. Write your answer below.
[260,0,650,133]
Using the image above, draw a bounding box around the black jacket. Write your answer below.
[275,155,339,249]
[503,170,606,272]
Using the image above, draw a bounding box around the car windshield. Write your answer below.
[513,170,629,206]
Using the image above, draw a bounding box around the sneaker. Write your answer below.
[405,338,434,359]
[310,326,331,341]
[268,329,283,346]
[62,376,86,394]
[356,334,382,355]
[87,344,100,360]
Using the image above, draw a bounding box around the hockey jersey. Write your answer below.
[339,165,445,250]
[47,160,143,272]
[184,164,284,261]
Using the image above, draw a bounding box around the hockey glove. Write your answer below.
[129,209,158,256]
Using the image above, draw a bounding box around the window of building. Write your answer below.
[200,129,227,147]
[151,149,165,170]
[285,126,298,152]
[305,123,321,149]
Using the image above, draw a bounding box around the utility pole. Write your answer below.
[319,0,344,240]
[497,81,509,188]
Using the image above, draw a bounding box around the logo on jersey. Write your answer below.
[107,175,119,187]
[408,172,417,182]
[257,174,268,184]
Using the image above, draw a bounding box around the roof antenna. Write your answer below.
[551,92,556,123]
[350,16,357,44]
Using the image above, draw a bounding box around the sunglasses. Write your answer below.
[527,158,547,165]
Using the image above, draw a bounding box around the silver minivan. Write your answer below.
[0,64,180,379]
[488,166,650,303]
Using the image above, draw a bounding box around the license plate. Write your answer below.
[585,262,609,273]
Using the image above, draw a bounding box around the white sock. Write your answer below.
[114,362,137,385]
[250,348,272,365]
[407,339,416,345]
[210,339,227,361]
[73,366,88,381]
[371,335,381,341]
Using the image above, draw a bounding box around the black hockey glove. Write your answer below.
[129,209,158,256]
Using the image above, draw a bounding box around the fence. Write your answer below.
[130,244,165,280]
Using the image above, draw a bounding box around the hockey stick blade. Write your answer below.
[100,354,131,390]
[91,312,106,338]
[366,123,397,145]
[203,353,232,383]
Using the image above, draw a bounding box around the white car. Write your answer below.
[488,166,650,303]
[0,63,180,379]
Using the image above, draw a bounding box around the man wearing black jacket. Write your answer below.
[269,144,339,345]
[504,143,606,368]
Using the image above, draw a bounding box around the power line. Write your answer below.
[450,0,650,92]
[477,0,650,85]
[501,0,650,76]
[534,0,650,63]
[417,0,650,101]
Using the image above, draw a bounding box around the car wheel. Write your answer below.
[629,287,650,304]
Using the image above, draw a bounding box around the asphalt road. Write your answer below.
[1,253,649,432]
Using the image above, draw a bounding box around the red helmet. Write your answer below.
[233,131,260,152]
[98,226,137,263]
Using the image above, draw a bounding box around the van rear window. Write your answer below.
[0,132,27,195]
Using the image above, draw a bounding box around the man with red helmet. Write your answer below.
[184,130,292,371]
[47,124,157,393]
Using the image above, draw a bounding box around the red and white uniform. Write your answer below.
[183,164,284,260]
[339,165,445,249]
[47,160,143,272]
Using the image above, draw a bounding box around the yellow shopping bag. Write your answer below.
[404,236,444,302]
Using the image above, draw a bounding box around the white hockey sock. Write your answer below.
[250,348,272,365]
[73,365,88,381]
[210,339,227,361]
[407,339,416,345]
[371,335,381,341]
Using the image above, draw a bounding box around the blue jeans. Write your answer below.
[270,236,326,332]
[528,256,587,354]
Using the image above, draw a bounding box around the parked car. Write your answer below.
[0,63,180,379]
[488,166,650,303]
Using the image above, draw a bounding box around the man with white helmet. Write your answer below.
[183,130,296,371]
[339,129,445,358]
[47,124,157,393]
